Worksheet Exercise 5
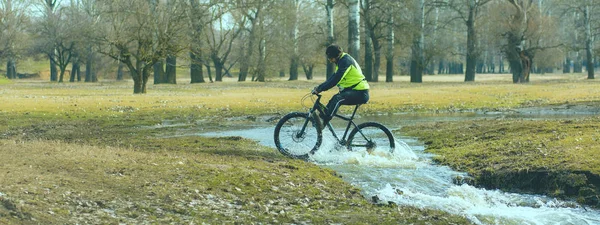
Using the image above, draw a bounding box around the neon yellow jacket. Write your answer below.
[316,53,369,92]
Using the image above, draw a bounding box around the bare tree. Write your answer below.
[205,4,243,82]
[35,0,60,81]
[236,0,269,82]
[361,0,394,82]
[499,0,560,83]
[0,0,30,79]
[504,0,535,83]
[555,0,599,79]
[96,0,188,93]
[152,0,179,85]
[442,0,493,82]
[35,0,89,83]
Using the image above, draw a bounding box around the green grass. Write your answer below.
[0,77,11,85]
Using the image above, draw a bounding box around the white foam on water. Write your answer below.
[374,183,600,225]
[308,131,419,167]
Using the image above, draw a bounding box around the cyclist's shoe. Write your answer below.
[319,113,332,131]
[311,113,324,131]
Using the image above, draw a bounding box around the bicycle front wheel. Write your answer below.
[347,122,395,153]
[274,112,322,160]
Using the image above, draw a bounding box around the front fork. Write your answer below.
[298,110,317,138]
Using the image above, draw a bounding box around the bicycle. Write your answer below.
[274,92,395,160]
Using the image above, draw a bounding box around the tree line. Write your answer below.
[0,0,598,93]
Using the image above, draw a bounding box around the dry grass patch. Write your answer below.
[3,76,600,120]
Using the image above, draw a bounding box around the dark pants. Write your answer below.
[323,89,369,123]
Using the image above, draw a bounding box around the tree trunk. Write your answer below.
[190,51,205,83]
[289,0,300,81]
[117,62,124,81]
[373,40,381,82]
[153,60,165,84]
[347,0,360,63]
[289,56,299,81]
[385,12,394,82]
[50,53,58,82]
[70,60,80,82]
[131,60,150,94]
[464,8,477,82]
[58,64,67,83]
[142,66,150,93]
[510,58,522,83]
[302,63,314,80]
[133,70,144,93]
[364,32,373,81]
[205,64,213,82]
[85,47,97,82]
[326,0,335,80]
[239,11,260,82]
[6,59,16,79]
[212,52,224,82]
[573,53,582,73]
[85,53,93,82]
[166,55,177,84]
[363,0,373,81]
[499,56,505,73]
[586,48,594,79]
[5,61,10,79]
[46,0,58,82]
[563,57,570,73]
[256,39,266,82]
[584,5,594,79]
[410,0,425,83]
[76,64,82,81]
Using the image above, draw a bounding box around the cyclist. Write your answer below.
[312,44,370,128]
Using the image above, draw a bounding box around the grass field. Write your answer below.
[1,73,599,223]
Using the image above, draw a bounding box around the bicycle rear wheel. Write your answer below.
[274,112,322,160]
[347,122,395,153]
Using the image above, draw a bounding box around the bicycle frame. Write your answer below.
[305,94,362,146]
[274,92,395,158]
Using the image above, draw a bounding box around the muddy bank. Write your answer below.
[475,169,600,207]
[400,116,600,208]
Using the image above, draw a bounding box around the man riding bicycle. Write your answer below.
[312,44,370,127]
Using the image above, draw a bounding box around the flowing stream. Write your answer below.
[199,111,600,225]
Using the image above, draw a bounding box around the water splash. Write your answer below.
[308,130,418,166]
[375,183,599,225]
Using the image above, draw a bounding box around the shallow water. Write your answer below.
[199,112,600,225]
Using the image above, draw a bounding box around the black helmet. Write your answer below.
[326,45,342,59]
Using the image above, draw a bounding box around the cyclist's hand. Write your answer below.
[311,87,320,95]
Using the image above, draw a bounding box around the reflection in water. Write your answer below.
[199,112,600,225]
